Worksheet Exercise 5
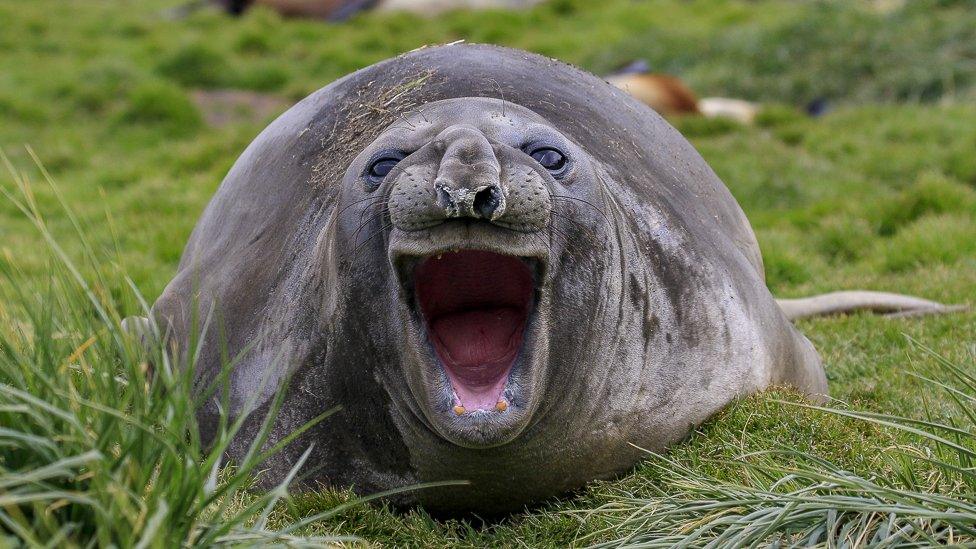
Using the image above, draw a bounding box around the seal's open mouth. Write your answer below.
[414,250,534,412]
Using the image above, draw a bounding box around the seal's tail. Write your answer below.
[777,291,967,321]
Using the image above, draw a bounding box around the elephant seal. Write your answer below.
[136,44,955,513]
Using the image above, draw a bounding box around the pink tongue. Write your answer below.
[430,308,522,410]
[431,308,520,365]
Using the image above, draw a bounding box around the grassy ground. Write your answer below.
[1,0,975,546]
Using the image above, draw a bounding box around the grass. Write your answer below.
[1,0,975,546]
[0,155,352,546]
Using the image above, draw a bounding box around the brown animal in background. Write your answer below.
[606,60,758,124]
[604,72,701,117]
[182,0,538,19]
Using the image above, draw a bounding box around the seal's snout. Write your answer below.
[433,125,506,220]
[388,124,551,232]
[434,182,506,221]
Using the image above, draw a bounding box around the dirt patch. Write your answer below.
[190,89,290,127]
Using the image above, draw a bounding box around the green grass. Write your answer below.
[1,0,975,546]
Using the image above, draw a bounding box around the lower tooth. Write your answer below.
[495,400,508,412]
[453,405,466,416]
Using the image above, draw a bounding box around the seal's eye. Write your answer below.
[365,155,403,190]
[529,147,568,175]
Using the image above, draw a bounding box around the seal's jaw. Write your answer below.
[414,250,534,412]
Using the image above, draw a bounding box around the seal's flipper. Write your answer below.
[777,291,967,320]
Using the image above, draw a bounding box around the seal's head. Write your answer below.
[336,98,601,447]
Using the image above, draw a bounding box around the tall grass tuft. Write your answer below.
[0,151,349,546]
[574,340,976,547]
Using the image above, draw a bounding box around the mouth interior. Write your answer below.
[414,250,533,411]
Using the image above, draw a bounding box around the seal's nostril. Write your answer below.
[436,186,454,210]
[473,186,502,219]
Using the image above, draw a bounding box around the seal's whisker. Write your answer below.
[543,221,588,262]
[527,231,550,252]
[548,219,600,263]
[352,221,394,254]
[550,210,602,243]
[351,210,387,243]
[550,194,614,227]
[357,199,387,223]
[336,195,386,218]
[396,111,417,131]
[544,221,571,243]
[487,77,507,117]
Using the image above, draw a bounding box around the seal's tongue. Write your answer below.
[415,250,533,410]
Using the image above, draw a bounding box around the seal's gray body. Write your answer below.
[151,44,826,513]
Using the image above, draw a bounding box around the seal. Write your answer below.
[131,44,959,514]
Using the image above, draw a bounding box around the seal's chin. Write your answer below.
[414,250,533,412]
